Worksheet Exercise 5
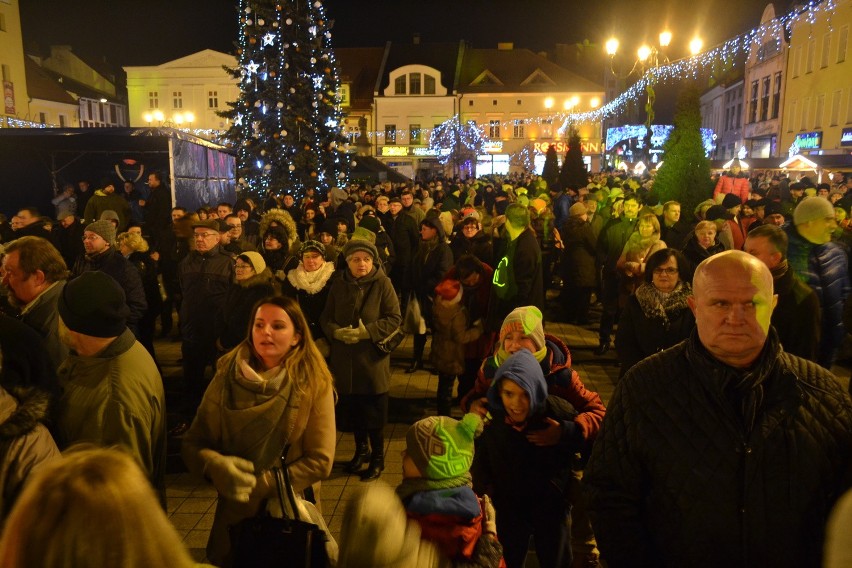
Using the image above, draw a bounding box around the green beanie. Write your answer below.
[406,413,482,480]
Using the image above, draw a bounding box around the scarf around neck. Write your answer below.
[395,472,473,503]
[634,281,692,328]
[286,260,335,294]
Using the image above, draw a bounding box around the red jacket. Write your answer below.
[713,174,751,203]
[460,334,606,442]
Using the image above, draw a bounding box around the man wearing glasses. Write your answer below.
[218,214,256,256]
[174,219,233,432]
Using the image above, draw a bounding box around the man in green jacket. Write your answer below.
[55,271,167,507]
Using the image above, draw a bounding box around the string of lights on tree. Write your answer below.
[218,0,350,199]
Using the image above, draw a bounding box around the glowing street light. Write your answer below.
[637,45,652,62]
[153,110,164,124]
[658,30,672,48]
[590,97,601,108]
[184,111,195,127]
[544,97,554,109]
[689,37,703,55]
[173,113,184,126]
[143,112,153,126]
[605,37,619,56]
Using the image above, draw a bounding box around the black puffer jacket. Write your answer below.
[585,330,852,568]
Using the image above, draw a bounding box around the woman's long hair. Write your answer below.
[247,295,334,395]
[0,446,196,568]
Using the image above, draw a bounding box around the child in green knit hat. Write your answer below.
[396,413,503,567]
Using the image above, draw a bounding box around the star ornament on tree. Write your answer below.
[262,33,276,46]
[246,60,260,75]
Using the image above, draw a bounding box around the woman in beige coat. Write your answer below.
[182,295,336,567]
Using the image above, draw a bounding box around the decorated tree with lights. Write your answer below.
[653,85,712,212]
[541,144,559,188]
[557,129,587,190]
[429,116,487,178]
[510,143,536,174]
[219,0,349,199]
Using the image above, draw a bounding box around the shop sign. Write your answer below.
[483,140,503,153]
[794,131,822,150]
[381,146,409,157]
[841,127,852,147]
[412,147,439,156]
[534,140,601,155]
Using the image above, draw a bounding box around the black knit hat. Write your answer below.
[58,272,129,338]
[721,193,742,208]
[359,215,381,234]
[299,240,325,257]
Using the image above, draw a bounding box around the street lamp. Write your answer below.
[143,112,153,126]
[689,37,703,55]
[184,111,195,128]
[153,110,164,126]
[606,31,673,164]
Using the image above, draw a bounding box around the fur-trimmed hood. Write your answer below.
[259,208,300,252]
[0,386,52,441]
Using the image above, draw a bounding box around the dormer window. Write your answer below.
[395,76,406,95]
[386,65,445,97]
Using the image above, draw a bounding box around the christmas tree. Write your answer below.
[429,116,486,178]
[219,0,350,200]
[541,144,559,189]
[557,129,588,191]
[652,86,712,212]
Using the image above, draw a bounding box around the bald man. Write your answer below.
[585,250,852,568]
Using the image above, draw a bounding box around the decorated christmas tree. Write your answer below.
[219,0,349,200]
[429,116,486,178]
[653,86,712,212]
[541,144,559,189]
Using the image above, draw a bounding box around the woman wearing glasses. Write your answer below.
[615,248,695,379]
[214,252,279,354]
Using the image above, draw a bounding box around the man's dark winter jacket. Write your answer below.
[72,248,147,327]
[487,227,544,331]
[585,330,852,568]
[178,246,233,343]
[772,265,821,361]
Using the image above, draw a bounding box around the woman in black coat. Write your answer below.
[681,220,726,272]
[615,248,695,378]
[281,240,336,357]
[214,252,279,353]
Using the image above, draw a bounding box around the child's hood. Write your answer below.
[487,349,548,416]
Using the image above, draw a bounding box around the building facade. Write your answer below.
[124,49,240,131]
[701,80,744,160]
[780,0,852,157]
[743,3,787,158]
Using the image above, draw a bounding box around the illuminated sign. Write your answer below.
[412,147,439,156]
[381,146,408,156]
[841,127,852,147]
[534,140,601,154]
[483,140,504,153]
[794,131,822,150]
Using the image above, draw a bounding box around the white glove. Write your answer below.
[204,452,257,502]
[355,319,370,340]
[333,326,360,344]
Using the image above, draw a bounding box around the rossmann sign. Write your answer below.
[534,141,601,154]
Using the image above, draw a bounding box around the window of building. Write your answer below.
[424,75,436,95]
[801,97,810,130]
[489,120,500,138]
[409,73,421,95]
[148,91,158,109]
[541,119,553,138]
[749,80,758,123]
[772,72,782,119]
[760,76,770,122]
[736,102,742,127]
[385,124,396,144]
[0,13,7,32]
[513,119,524,138]
[394,76,406,95]
[806,38,816,73]
[831,90,841,126]
[110,105,118,124]
[839,26,849,63]
[208,90,218,108]
[469,100,474,106]
[725,108,732,131]
[58,114,66,127]
[173,91,183,109]
[409,124,421,145]
[517,99,522,105]
[38,112,46,124]
[788,100,796,132]
[814,94,825,129]
[822,32,832,68]
[1,63,9,81]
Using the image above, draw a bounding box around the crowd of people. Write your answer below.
[0,161,851,567]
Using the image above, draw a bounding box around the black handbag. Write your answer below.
[229,461,331,568]
[374,326,405,354]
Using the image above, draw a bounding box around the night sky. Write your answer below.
[21,0,780,66]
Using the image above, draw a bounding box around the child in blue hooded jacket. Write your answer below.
[471,349,579,568]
